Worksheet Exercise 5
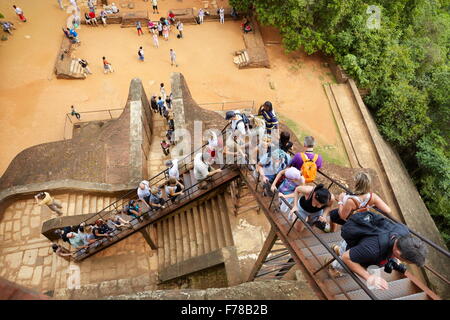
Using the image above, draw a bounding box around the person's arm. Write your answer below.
[290,185,313,213]
[207,167,222,177]
[256,163,268,184]
[34,195,40,204]
[372,193,391,215]
[338,196,357,221]
[341,250,388,290]
[271,169,286,192]
[320,193,336,222]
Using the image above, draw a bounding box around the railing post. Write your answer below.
[108,109,112,119]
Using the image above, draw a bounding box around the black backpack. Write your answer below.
[341,210,409,257]
[234,112,251,132]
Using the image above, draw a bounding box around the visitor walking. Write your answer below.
[71,105,81,120]
[152,32,159,48]
[35,192,64,215]
[150,95,158,113]
[176,21,183,38]
[198,8,205,24]
[160,83,166,101]
[100,10,107,26]
[13,5,27,22]
[157,21,163,37]
[57,0,64,10]
[69,28,80,43]
[102,56,114,74]
[157,96,165,116]
[88,11,98,26]
[162,24,169,41]
[219,7,225,24]
[170,49,178,67]
[136,21,144,36]
[138,46,144,61]
[152,0,159,14]
[78,59,92,74]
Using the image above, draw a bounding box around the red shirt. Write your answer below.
[89,11,95,19]
[169,12,175,18]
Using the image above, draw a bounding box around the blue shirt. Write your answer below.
[259,153,289,177]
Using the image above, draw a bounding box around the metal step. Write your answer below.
[393,292,429,300]
[334,278,419,300]
[297,232,342,248]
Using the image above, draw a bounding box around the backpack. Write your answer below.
[234,112,251,132]
[300,153,318,183]
[341,210,410,259]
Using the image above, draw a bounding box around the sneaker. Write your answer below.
[324,223,331,233]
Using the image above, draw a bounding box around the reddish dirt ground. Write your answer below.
[0,0,346,176]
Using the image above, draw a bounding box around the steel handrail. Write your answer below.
[239,164,378,300]
[74,161,234,258]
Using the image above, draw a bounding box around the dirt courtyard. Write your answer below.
[0,0,347,176]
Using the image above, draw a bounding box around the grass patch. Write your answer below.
[278,113,350,167]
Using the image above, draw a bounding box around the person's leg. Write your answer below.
[47,204,63,215]
[76,112,81,120]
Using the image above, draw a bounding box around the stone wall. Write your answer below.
[0,78,153,215]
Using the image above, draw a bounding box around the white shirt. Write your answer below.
[219,9,225,16]
[160,87,166,99]
[194,153,209,180]
[198,9,204,17]
[168,159,179,180]
[177,23,183,31]
[139,49,144,56]
[231,113,246,136]
[170,50,176,60]
[15,7,23,15]
[152,0,158,5]
[137,180,150,200]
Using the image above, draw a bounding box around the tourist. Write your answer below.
[77,225,96,246]
[198,8,205,24]
[157,21,163,37]
[88,10,98,26]
[170,49,178,67]
[167,112,175,131]
[70,105,81,120]
[51,244,73,259]
[135,21,143,36]
[161,140,171,156]
[110,214,132,230]
[165,93,172,109]
[224,134,246,164]
[84,12,92,26]
[102,56,114,74]
[57,0,64,10]
[258,101,278,134]
[206,131,220,161]
[13,5,27,22]
[157,96,165,116]
[219,7,225,24]
[138,46,145,62]
[162,24,169,41]
[147,20,155,32]
[78,59,92,75]
[176,20,184,38]
[271,167,305,212]
[152,0,159,14]
[66,231,89,250]
[152,32,159,48]
[110,2,119,14]
[150,95,158,113]
[279,131,293,154]
[165,177,184,203]
[126,200,141,219]
[34,192,63,215]
[332,218,427,289]
[137,180,151,207]
[100,10,107,26]
[149,186,165,210]
[225,110,247,136]
[289,184,334,233]
[256,148,290,196]
[2,22,15,35]
[231,7,238,20]
[92,219,114,240]
[69,28,80,43]
[166,159,180,180]
[55,226,73,244]
[193,152,222,189]
[328,172,392,232]
[160,83,166,100]
[289,136,323,183]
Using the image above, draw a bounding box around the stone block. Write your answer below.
[73,283,100,300]
[22,249,39,266]
[5,221,13,232]
[43,255,53,266]
[30,216,40,229]
[17,266,34,280]
[13,220,21,232]
[99,280,118,296]
[5,251,24,269]
[12,232,21,241]
[4,232,12,240]
[116,278,134,295]
[31,266,43,286]
[38,247,49,257]
[43,266,52,278]
[22,227,30,237]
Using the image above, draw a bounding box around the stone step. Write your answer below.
[217,193,234,247]
[186,207,198,258]
[180,210,190,261]
[204,199,219,251]
[74,194,84,215]
[243,51,249,63]
[156,220,165,270]
[69,59,76,74]
[199,200,211,253]
[211,196,226,248]
[82,195,90,214]
[191,205,204,256]
[168,215,177,266]
[174,213,183,264]
[163,218,170,268]
[89,195,97,214]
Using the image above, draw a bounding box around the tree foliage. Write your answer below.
[230,0,450,246]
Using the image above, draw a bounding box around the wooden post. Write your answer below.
[139,227,157,250]
[247,226,278,282]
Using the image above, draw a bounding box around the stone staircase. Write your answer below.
[155,192,234,272]
[233,50,250,69]
[68,59,86,79]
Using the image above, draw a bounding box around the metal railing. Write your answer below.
[63,108,124,140]
[239,164,378,300]
[70,122,232,259]
[197,100,255,113]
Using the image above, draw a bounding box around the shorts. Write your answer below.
[153,5,158,9]
[292,204,323,226]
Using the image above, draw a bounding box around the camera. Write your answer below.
[384,258,407,274]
